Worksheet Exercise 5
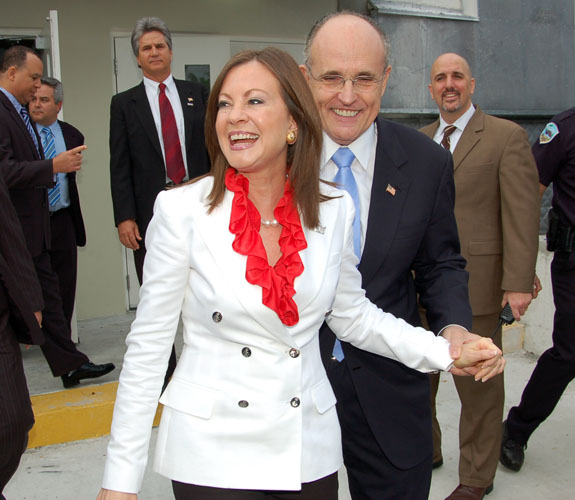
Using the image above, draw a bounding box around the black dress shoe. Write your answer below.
[432,458,444,469]
[500,420,526,471]
[61,362,115,388]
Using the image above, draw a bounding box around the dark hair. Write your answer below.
[131,17,172,57]
[0,46,40,73]
[40,76,64,104]
[304,10,390,69]
[204,47,326,229]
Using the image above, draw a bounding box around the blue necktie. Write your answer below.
[19,106,40,154]
[331,147,361,361]
[41,127,60,209]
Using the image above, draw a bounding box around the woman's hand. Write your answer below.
[450,337,505,382]
[96,488,137,500]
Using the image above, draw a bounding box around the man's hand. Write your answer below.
[117,219,142,250]
[532,274,542,299]
[450,337,505,382]
[34,311,42,327]
[441,325,480,360]
[502,291,533,321]
[52,145,87,173]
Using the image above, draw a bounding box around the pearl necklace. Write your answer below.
[260,218,280,228]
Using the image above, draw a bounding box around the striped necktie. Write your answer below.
[441,125,457,150]
[41,127,60,209]
[331,147,361,362]
[19,106,40,154]
[159,83,186,184]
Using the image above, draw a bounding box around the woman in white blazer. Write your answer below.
[98,48,504,500]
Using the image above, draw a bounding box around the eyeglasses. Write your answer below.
[306,67,384,92]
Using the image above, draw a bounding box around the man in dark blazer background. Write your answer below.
[0,172,43,499]
[0,46,114,389]
[109,16,210,286]
[421,53,540,500]
[29,77,86,329]
[301,12,482,500]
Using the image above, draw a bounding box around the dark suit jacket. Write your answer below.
[109,79,210,238]
[59,120,86,246]
[0,173,43,345]
[319,117,472,469]
[421,107,539,315]
[0,91,53,258]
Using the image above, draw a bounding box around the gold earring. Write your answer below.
[286,130,297,145]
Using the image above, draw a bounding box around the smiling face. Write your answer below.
[303,15,390,146]
[215,60,296,176]
[428,53,475,123]
[136,30,173,82]
[29,84,61,126]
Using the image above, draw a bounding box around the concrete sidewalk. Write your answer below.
[7,313,575,499]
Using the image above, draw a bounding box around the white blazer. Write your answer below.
[102,176,453,493]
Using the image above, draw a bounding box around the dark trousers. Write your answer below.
[0,302,34,497]
[49,208,78,329]
[172,473,338,500]
[326,359,432,500]
[33,251,88,376]
[429,313,504,488]
[507,250,575,445]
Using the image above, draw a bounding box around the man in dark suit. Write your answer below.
[110,17,209,285]
[0,172,43,499]
[0,46,114,389]
[29,77,86,329]
[421,53,540,499]
[301,13,483,500]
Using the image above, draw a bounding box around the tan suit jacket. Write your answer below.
[421,107,540,316]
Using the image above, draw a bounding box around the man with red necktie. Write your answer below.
[109,17,209,286]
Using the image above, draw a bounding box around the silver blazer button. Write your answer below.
[238,400,249,408]
[290,397,300,408]
[242,347,252,357]
[212,311,222,323]
[289,348,300,358]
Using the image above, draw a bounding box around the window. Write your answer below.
[370,0,479,21]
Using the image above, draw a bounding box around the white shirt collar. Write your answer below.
[321,122,376,171]
[438,103,476,135]
[143,73,176,93]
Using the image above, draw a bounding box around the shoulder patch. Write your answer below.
[539,122,559,144]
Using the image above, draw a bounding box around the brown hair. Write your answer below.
[204,47,325,229]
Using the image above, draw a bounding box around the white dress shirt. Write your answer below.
[432,104,476,152]
[143,74,189,181]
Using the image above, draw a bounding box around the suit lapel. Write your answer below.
[194,191,297,347]
[359,119,410,286]
[130,82,164,159]
[175,79,194,150]
[0,94,41,160]
[452,107,484,170]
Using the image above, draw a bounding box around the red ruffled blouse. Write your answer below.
[225,168,307,326]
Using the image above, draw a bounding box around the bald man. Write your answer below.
[420,53,540,499]
[302,13,478,500]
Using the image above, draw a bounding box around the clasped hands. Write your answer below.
[442,325,505,382]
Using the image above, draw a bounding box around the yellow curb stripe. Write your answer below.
[28,382,162,448]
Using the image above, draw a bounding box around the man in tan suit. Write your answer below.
[420,53,540,500]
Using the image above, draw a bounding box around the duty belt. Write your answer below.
[547,208,575,252]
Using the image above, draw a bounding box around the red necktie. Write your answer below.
[159,83,186,184]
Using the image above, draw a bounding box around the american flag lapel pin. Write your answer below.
[187,97,194,106]
[386,184,396,196]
